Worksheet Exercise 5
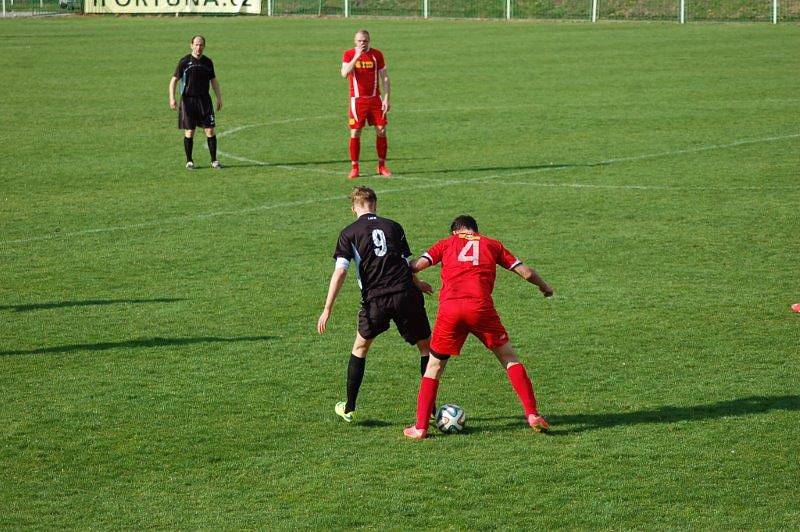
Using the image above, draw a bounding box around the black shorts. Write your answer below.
[358,288,431,345]
[179,95,216,130]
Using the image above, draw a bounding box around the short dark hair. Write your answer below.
[191,35,206,45]
[450,215,478,233]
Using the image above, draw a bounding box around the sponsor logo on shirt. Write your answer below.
[355,60,374,69]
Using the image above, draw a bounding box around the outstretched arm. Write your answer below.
[410,256,432,273]
[512,264,553,297]
[317,267,348,334]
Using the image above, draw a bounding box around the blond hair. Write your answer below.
[350,186,377,207]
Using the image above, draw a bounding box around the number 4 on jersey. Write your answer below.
[457,239,480,265]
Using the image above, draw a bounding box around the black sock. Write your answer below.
[345,354,366,413]
[184,137,194,162]
[207,135,217,161]
[420,355,429,377]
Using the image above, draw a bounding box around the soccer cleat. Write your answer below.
[185,161,195,170]
[348,165,360,180]
[335,401,353,423]
[211,160,222,169]
[430,404,437,421]
[527,413,550,433]
[403,425,428,440]
[376,165,392,177]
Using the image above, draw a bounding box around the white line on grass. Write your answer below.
[3,132,798,246]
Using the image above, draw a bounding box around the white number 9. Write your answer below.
[372,229,387,257]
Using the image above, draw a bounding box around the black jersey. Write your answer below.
[334,213,415,302]
[173,54,216,97]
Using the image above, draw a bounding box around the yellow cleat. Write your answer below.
[335,401,353,423]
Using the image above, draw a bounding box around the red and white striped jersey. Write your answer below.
[342,48,386,98]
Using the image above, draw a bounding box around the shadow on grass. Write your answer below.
[470,395,800,435]
[219,156,420,170]
[401,161,592,176]
[0,336,278,357]
[0,298,185,313]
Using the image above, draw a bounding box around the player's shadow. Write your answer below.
[401,161,596,176]
[471,395,800,435]
[0,298,185,313]
[0,335,278,357]
[220,156,419,169]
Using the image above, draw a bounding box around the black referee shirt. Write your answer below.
[173,54,216,97]
[334,213,415,302]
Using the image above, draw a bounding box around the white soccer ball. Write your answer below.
[436,404,466,434]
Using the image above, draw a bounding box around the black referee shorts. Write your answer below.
[358,287,431,345]
[178,95,216,130]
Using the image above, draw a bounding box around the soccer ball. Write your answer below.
[436,404,466,434]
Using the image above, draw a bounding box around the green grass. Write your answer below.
[1,16,799,528]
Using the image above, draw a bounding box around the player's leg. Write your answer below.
[335,332,373,422]
[183,129,195,169]
[204,127,221,168]
[348,98,363,178]
[490,342,549,432]
[404,352,448,440]
[375,125,391,177]
[349,128,362,179]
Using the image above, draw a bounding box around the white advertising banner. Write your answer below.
[84,0,261,14]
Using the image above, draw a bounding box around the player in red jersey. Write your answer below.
[403,215,554,440]
[341,29,392,179]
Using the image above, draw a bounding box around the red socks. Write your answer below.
[349,137,361,164]
[415,377,439,430]
[506,363,538,416]
[376,135,387,163]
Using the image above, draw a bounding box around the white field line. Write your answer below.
[3,132,798,246]
[491,181,800,191]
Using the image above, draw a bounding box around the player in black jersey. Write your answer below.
[168,35,223,170]
[317,186,433,423]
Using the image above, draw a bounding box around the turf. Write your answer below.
[1,16,799,528]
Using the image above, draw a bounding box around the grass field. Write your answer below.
[1,16,799,528]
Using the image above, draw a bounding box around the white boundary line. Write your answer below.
[3,130,798,246]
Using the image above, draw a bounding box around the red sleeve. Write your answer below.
[423,238,446,266]
[342,49,354,62]
[375,50,385,70]
[496,241,522,270]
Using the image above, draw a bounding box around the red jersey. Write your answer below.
[342,48,385,98]
[422,233,522,304]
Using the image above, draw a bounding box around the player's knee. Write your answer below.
[376,127,386,137]
[184,130,195,138]
[351,129,363,139]
[205,128,215,137]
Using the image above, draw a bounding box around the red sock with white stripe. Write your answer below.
[376,135,387,164]
[506,363,538,416]
[415,377,439,431]
[349,138,360,165]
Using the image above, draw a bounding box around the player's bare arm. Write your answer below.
[410,256,432,273]
[512,263,553,297]
[211,78,223,111]
[317,267,348,334]
[379,69,391,114]
[169,76,179,110]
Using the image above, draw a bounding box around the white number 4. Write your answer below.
[457,240,480,265]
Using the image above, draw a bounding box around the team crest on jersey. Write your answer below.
[355,60,374,69]
[349,118,356,125]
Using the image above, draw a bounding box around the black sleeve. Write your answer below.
[173,57,186,79]
[207,58,216,80]
[333,229,353,261]
[398,226,412,259]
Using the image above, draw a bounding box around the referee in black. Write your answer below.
[317,186,434,423]
[168,35,223,170]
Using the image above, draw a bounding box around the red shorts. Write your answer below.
[348,96,387,129]
[430,300,509,356]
